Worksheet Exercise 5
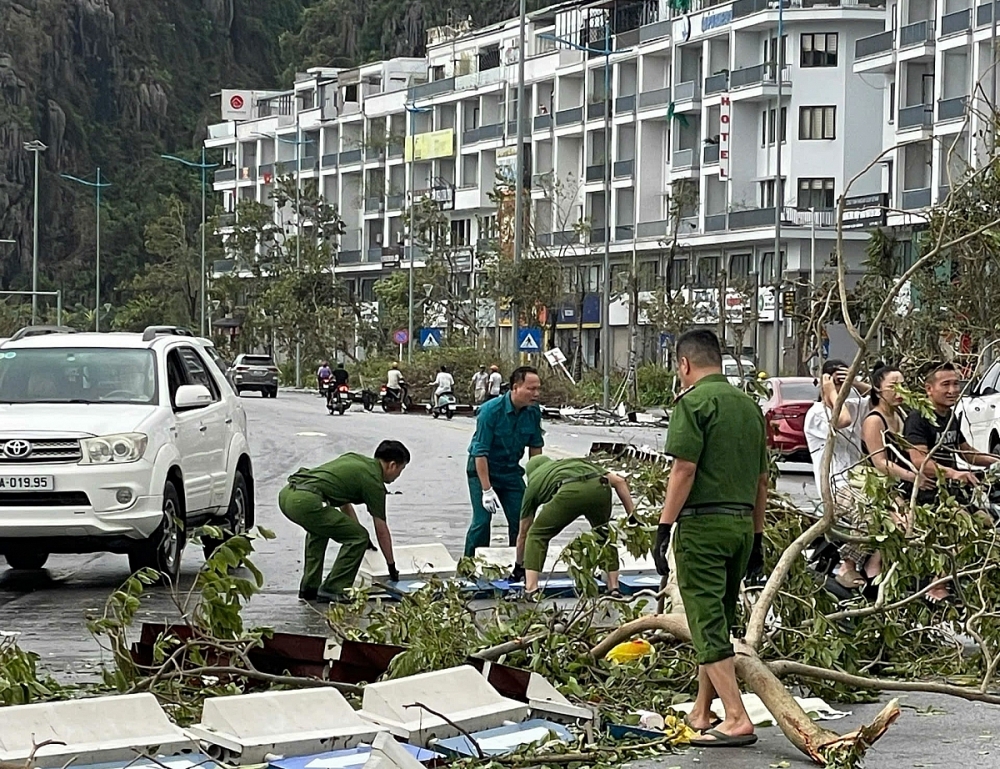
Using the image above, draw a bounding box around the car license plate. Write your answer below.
[252,367,267,374]
[0,476,54,491]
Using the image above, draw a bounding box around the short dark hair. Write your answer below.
[920,361,957,384]
[510,366,539,387]
[374,440,410,464]
[440,365,448,373]
[676,329,723,368]
[822,359,847,376]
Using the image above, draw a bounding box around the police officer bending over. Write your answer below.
[511,455,636,600]
[653,329,767,748]
[279,440,410,603]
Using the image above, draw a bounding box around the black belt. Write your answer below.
[677,505,753,519]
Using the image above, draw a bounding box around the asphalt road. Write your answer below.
[1,392,992,768]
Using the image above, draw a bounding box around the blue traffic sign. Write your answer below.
[517,327,542,353]
[420,328,442,348]
[393,329,409,345]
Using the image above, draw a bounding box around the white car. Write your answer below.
[722,355,757,387]
[0,326,254,581]
[960,359,1000,455]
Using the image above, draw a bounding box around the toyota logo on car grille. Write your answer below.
[2,440,32,459]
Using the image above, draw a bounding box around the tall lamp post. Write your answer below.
[161,148,219,337]
[61,169,111,331]
[772,0,785,375]
[539,21,620,409]
[405,102,432,364]
[23,140,46,325]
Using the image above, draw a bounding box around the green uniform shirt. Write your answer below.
[467,392,545,477]
[287,453,388,520]
[665,373,768,508]
[520,458,606,519]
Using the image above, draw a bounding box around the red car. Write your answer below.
[759,377,819,461]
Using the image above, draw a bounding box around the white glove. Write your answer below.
[482,487,504,515]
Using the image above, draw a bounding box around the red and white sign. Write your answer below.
[719,95,731,181]
[221,89,254,121]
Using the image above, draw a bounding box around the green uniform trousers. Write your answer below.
[524,479,619,573]
[278,485,369,594]
[674,512,753,665]
[465,473,524,557]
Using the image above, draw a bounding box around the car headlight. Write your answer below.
[80,433,148,464]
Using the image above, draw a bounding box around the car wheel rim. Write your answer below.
[232,485,247,534]
[161,498,180,572]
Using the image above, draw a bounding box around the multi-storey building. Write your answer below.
[207,0,892,373]
[854,0,998,232]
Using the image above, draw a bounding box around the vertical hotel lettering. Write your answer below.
[719,95,731,181]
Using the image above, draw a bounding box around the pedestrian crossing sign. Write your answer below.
[420,328,442,347]
[517,327,542,352]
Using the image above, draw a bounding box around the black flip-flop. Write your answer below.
[684,716,722,731]
[689,729,758,748]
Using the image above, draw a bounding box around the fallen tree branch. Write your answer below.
[472,633,547,661]
[406,701,486,759]
[128,664,362,695]
[767,660,1000,705]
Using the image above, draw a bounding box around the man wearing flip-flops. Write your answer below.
[653,329,768,748]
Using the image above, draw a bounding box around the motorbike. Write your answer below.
[429,390,456,420]
[379,381,412,412]
[318,375,333,401]
[327,383,351,415]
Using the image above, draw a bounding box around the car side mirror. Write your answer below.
[175,384,213,410]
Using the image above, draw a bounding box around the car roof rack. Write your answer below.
[10,325,78,341]
[142,325,195,342]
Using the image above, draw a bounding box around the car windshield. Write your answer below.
[779,382,819,402]
[724,362,754,377]
[0,348,157,404]
[242,356,274,366]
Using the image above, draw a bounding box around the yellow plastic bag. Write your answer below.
[605,638,653,664]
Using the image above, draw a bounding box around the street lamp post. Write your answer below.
[539,23,620,409]
[405,103,432,364]
[61,169,111,331]
[161,149,219,337]
[511,0,528,364]
[23,141,46,325]
[772,0,785,375]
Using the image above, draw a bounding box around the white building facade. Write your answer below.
[207,0,892,374]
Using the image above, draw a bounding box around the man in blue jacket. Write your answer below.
[464,366,544,557]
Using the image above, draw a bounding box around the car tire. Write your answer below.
[203,469,251,560]
[128,480,185,583]
[269,388,278,399]
[5,551,49,570]
[991,435,999,456]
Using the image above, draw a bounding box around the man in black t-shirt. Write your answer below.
[904,362,997,491]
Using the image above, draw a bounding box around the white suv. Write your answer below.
[0,327,254,581]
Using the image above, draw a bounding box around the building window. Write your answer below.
[479,214,498,241]
[361,278,377,301]
[888,82,896,124]
[670,257,689,288]
[762,107,788,145]
[797,178,836,210]
[729,253,751,277]
[759,178,786,208]
[696,256,720,287]
[799,106,836,140]
[638,260,659,291]
[450,218,471,246]
[800,33,838,67]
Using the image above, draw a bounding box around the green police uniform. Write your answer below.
[465,392,545,557]
[278,453,388,595]
[665,373,768,665]
[520,456,619,574]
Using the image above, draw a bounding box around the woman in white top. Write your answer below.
[431,365,455,405]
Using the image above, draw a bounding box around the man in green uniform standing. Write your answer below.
[510,455,636,599]
[465,366,545,558]
[653,329,767,748]
[279,440,410,602]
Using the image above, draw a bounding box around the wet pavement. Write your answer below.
[2,392,984,768]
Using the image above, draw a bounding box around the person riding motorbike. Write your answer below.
[317,361,333,396]
[386,363,408,409]
[430,365,455,406]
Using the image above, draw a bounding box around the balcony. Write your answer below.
[258,163,274,178]
[321,153,338,168]
[587,101,607,120]
[555,107,583,126]
[585,163,609,183]
[364,196,384,213]
[386,193,404,210]
[901,187,931,210]
[704,72,729,95]
[941,8,972,34]
[636,220,668,239]
[615,94,636,112]
[705,213,728,231]
[214,167,236,183]
[615,225,634,241]
[938,96,969,122]
[589,228,608,244]
[855,29,894,58]
[638,87,671,110]
[552,230,579,246]
[673,81,700,104]
[339,149,363,165]
[366,247,384,263]
[276,160,296,175]
[733,0,771,17]
[977,2,994,26]
[671,148,698,169]
[730,62,784,89]
[898,103,933,129]
[729,207,776,229]
[703,143,720,164]
[238,166,257,182]
[613,159,634,177]
[507,119,530,136]
[480,122,503,141]
[638,18,672,43]
[388,143,403,159]
[899,19,935,47]
[534,113,552,131]
[339,249,362,265]
[409,77,455,100]
[218,212,236,228]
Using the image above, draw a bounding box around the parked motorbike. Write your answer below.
[429,390,456,420]
[327,383,351,415]
[379,381,412,412]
